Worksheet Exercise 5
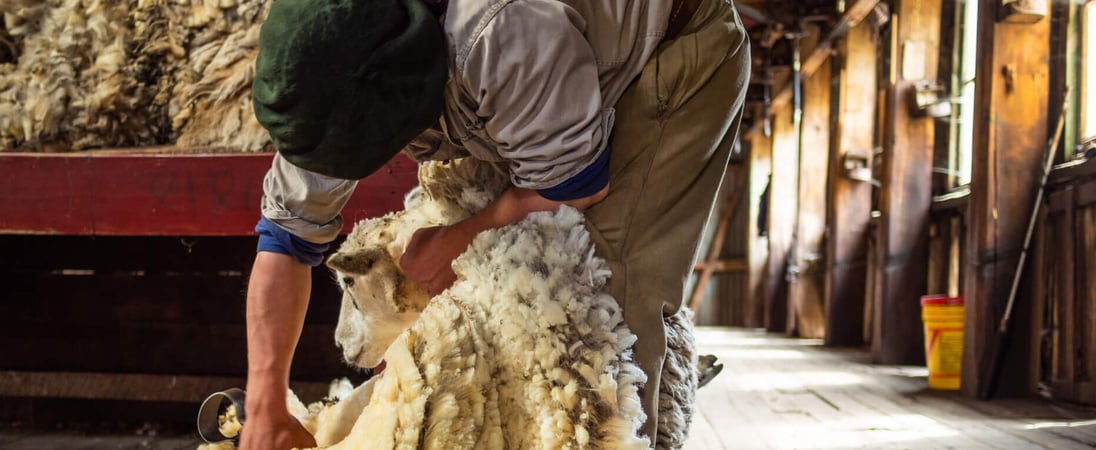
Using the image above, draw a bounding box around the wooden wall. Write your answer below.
[766,105,798,333]
[1042,161,1096,403]
[749,3,883,340]
[871,0,941,365]
[962,0,1053,398]
[0,235,362,424]
[736,0,1077,403]
[789,59,832,339]
[0,152,417,423]
[747,132,774,329]
[826,21,878,346]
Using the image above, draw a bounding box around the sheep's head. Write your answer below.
[325,157,508,369]
[326,217,431,370]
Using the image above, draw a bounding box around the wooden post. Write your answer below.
[790,58,833,339]
[767,105,797,333]
[961,0,1051,398]
[747,131,773,329]
[826,21,878,347]
[872,0,941,364]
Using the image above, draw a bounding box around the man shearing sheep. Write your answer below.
[241,0,750,448]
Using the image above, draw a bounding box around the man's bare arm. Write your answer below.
[239,252,317,450]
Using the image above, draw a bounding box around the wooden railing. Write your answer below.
[1041,157,1096,404]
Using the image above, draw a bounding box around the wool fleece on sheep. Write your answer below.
[202,158,701,449]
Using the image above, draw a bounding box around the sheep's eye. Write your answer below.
[342,277,355,288]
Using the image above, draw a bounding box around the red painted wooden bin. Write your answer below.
[0,148,419,236]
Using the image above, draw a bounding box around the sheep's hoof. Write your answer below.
[697,354,724,388]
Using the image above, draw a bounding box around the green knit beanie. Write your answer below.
[253,0,447,180]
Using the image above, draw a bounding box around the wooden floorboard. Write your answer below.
[3,327,1096,448]
[0,434,198,450]
[687,328,1096,449]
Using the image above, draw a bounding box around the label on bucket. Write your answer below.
[932,331,963,374]
[925,327,964,389]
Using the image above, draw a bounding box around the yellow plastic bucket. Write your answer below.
[920,295,965,390]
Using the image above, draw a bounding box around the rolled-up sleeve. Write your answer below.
[462,0,612,191]
[260,153,357,244]
[402,126,471,162]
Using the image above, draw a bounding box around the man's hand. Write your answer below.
[400,225,474,296]
[398,184,609,296]
[238,412,316,450]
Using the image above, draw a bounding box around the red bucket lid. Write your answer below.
[921,295,964,306]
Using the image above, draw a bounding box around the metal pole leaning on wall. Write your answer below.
[979,92,1068,400]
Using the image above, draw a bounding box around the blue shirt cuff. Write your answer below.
[537,147,610,202]
[255,217,330,267]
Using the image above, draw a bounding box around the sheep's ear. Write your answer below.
[325,249,383,275]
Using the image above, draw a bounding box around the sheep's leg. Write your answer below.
[656,309,699,450]
[308,377,379,447]
[696,354,724,388]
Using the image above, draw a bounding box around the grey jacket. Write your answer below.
[263,0,675,243]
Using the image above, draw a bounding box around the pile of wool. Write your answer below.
[0,0,270,151]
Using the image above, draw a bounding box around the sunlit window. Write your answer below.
[1083,2,1095,141]
[946,0,979,186]
[1063,0,1096,157]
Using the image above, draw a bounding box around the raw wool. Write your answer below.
[169,0,270,151]
[197,378,372,450]
[0,0,271,151]
[657,309,699,450]
[436,207,651,449]
[321,173,652,449]
[318,158,697,449]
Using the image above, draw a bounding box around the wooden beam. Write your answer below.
[771,0,882,110]
[747,131,773,329]
[766,105,798,333]
[806,0,883,72]
[0,149,418,236]
[824,20,878,347]
[962,0,1052,398]
[871,0,941,365]
[789,59,833,339]
[0,371,330,404]
[772,84,795,110]
[693,259,749,273]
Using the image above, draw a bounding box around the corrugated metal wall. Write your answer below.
[689,164,751,326]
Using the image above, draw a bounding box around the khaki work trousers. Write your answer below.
[584,0,751,443]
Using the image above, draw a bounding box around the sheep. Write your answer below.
[200,157,703,449]
[325,157,704,448]
[319,158,651,449]
[0,0,271,152]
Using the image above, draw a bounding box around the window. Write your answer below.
[951,0,977,185]
[1082,2,1095,143]
[945,0,979,187]
[1064,0,1096,157]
